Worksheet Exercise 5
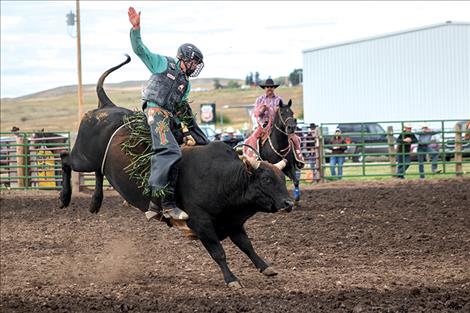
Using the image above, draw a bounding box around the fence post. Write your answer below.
[387,126,396,175]
[316,128,324,182]
[314,126,323,183]
[15,135,27,187]
[454,123,462,177]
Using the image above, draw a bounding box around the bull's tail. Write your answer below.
[59,152,72,208]
[97,54,131,109]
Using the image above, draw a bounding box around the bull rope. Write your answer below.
[235,143,263,161]
[101,122,132,174]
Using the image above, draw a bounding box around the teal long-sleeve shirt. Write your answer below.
[130,28,191,106]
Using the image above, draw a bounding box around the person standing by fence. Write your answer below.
[396,123,418,179]
[329,128,347,179]
[417,122,441,179]
[302,123,317,182]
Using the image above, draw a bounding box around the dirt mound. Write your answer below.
[1,178,469,312]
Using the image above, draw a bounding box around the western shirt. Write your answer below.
[254,94,283,125]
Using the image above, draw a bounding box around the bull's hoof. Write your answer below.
[261,267,278,276]
[59,192,70,208]
[89,202,101,214]
[227,281,243,289]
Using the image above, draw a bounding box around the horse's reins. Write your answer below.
[268,109,294,158]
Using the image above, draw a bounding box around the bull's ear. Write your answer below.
[287,99,292,107]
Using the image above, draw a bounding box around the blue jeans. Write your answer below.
[330,156,345,179]
[145,108,182,193]
[396,154,411,179]
[417,146,439,178]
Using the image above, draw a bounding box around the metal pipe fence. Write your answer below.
[0,131,70,190]
[1,120,467,190]
[310,119,469,181]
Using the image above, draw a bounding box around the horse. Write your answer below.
[243,100,304,208]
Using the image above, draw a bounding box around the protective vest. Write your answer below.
[141,56,188,112]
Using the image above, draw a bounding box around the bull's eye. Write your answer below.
[263,176,272,184]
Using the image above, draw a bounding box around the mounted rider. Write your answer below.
[128,7,209,222]
[248,79,304,168]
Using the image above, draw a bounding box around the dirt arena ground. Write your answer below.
[1,178,469,312]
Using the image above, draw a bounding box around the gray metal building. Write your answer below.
[302,22,470,124]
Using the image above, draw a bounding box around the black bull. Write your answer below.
[59,55,293,288]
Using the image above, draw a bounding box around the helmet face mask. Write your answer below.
[177,43,204,77]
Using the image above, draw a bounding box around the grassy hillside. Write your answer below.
[1,80,303,133]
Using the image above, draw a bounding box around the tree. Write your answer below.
[227,80,241,89]
[245,72,253,86]
[254,72,260,86]
[213,78,223,90]
[288,69,303,86]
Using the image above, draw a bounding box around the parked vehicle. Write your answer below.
[200,125,217,141]
[335,123,389,162]
[444,120,470,160]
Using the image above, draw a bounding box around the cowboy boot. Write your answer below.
[145,200,162,221]
[161,189,188,220]
[161,166,188,220]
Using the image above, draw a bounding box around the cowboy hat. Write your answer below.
[259,78,279,89]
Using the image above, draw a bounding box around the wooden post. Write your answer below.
[387,126,396,176]
[76,0,84,191]
[76,0,84,123]
[15,135,26,188]
[315,127,324,182]
[455,123,463,177]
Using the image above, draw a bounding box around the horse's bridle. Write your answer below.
[274,108,295,136]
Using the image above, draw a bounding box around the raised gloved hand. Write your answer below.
[128,7,141,29]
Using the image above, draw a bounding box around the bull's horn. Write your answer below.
[245,156,261,169]
[274,159,287,170]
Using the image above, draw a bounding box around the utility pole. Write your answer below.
[75,0,84,124]
[66,0,84,191]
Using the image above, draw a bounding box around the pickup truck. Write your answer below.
[334,123,390,162]
[444,120,470,160]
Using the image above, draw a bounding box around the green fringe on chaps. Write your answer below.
[120,101,196,199]
[121,111,169,199]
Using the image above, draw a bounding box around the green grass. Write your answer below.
[320,160,470,181]
[1,82,303,133]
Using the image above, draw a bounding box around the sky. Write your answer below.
[1,1,470,98]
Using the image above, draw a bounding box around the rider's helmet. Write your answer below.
[176,43,204,77]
